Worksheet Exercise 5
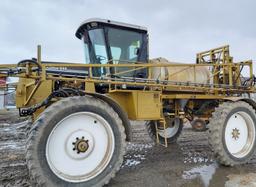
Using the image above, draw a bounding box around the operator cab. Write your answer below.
[76,18,148,78]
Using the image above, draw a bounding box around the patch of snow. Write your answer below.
[122,142,153,168]
[123,159,141,167]
[0,123,10,127]
[126,142,153,152]
[183,151,213,164]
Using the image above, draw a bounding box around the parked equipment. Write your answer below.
[1,18,256,186]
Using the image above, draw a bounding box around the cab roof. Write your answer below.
[75,18,148,39]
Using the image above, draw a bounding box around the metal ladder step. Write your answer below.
[155,118,168,147]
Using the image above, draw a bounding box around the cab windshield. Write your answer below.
[108,28,143,63]
[82,26,147,77]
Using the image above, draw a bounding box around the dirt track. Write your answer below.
[0,110,256,187]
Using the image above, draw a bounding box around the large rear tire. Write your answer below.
[146,117,183,144]
[26,96,126,187]
[208,101,256,166]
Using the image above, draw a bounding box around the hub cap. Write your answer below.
[46,112,115,182]
[72,137,89,154]
[231,128,240,140]
[225,112,255,158]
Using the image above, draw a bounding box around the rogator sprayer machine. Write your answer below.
[1,18,256,186]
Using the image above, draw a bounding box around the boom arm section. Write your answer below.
[0,45,255,119]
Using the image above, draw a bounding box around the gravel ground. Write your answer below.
[0,110,256,187]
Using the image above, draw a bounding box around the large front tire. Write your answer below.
[208,101,256,166]
[26,96,126,186]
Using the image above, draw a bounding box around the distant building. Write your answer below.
[0,77,17,110]
[0,77,7,109]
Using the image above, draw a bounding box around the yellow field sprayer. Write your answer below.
[1,18,256,186]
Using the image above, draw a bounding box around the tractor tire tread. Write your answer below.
[208,101,256,166]
[26,96,126,187]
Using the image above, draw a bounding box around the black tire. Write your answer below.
[26,96,126,187]
[146,117,183,144]
[208,101,256,166]
[191,118,207,132]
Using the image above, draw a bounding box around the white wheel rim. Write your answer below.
[158,119,180,138]
[225,112,255,158]
[46,112,115,183]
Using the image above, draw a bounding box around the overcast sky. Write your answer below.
[1,0,256,66]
